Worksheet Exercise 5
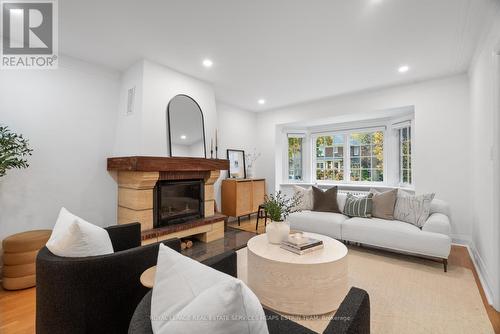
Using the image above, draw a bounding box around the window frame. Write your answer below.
[285,133,307,183]
[287,134,305,181]
[398,125,412,186]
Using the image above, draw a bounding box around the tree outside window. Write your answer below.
[288,136,303,181]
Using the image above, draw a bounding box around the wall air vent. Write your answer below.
[127,86,135,115]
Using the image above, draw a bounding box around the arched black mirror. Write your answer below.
[167,94,206,158]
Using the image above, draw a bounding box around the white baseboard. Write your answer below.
[452,239,496,310]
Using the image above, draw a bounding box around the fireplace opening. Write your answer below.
[153,179,204,228]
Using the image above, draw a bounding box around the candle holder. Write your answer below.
[215,146,218,159]
[210,148,214,159]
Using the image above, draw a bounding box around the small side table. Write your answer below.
[140,266,156,288]
[255,204,268,231]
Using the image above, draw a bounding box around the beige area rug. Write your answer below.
[236,246,494,334]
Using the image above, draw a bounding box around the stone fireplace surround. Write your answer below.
[107,156,229,245]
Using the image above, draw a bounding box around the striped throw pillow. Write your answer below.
[343,193,374,218]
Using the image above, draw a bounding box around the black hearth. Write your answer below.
[153,179,204,228]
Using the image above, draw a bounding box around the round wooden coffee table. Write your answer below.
[247,232,348,315]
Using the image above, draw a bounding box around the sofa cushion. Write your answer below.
[151,244,268,334]
[394,190,435,227]
[370,188,397,220]
[312,186,340,213]
[293,185,313,211]
[46,207,114,257]
[342,217,451,258]
[337,192,347,214]
[288,211,347,239]
[343,193,373,218]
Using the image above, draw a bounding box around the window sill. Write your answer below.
[280,182,415,192]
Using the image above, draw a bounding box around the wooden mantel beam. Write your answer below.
[107,156,229,172]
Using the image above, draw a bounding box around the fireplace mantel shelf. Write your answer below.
[107,156,229,172]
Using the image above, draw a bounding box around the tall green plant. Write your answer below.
[262,191,302,222]
[0,125,33,177]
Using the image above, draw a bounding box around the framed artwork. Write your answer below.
[227,149,246,179]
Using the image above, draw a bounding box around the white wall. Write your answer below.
[215,103,258,209]
[0,56,120,254]
[113,61,144,156]
[256,74,471,241]
[469,6,500,310]
[113,60,217,157]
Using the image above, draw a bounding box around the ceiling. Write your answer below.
[60,0,495,111]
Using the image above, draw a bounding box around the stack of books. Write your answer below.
[280,234,324,255]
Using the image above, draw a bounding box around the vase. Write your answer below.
[266,221,290,244]
[246,166,255,178]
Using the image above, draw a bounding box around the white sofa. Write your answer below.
[288,192,452,271]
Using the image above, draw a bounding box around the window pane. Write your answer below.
[399,126,412,184]
[288,137,303,181]
[373,169,384,182]
[315,135,344,181]
[334,146,343,158]
[361,145,371,156]
[351,146,360,156]
[333,135,344,144]
[350,131,384,182]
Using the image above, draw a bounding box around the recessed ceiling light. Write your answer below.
[258,99,266,105]
[180,135,187,140]
[202,59,213,68]
[398,65,410,73]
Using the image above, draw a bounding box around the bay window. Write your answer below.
[285,116,413,187]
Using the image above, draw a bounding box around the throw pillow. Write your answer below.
[46,207,114,257]
[293,185,313,211]
[151,243,268,334]
[370,188,398,220]
[312,186,340,213]
[343,193,374,218]
[394,190,435,227]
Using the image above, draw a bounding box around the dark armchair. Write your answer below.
[36,223,180,334]
[128,249,370,334]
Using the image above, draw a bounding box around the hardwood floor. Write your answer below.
[0,285,35,334]
[0,216,498,333]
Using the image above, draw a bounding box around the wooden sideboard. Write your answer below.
[221,178,266,223]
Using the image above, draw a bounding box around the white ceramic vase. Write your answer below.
[246,166,255,178]
[266,221,290,244]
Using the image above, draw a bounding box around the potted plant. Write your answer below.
[262,191,302,244]
[0,125,33,178]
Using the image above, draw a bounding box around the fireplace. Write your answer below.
[153,179,204,228]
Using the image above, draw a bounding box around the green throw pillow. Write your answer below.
[343,193,374,218]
